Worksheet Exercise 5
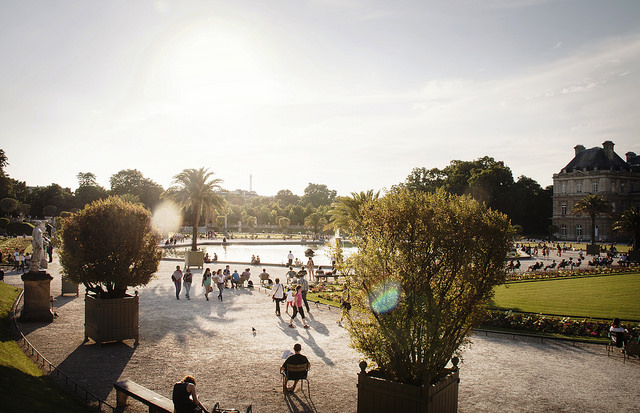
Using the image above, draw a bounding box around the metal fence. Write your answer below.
[10,290,117,412]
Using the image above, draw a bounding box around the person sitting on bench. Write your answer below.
[173,375,209,413]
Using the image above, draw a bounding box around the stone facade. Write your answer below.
[552,141,640,242]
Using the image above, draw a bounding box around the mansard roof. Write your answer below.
[561,145,630,174]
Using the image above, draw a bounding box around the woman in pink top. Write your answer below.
[289,285,310,329]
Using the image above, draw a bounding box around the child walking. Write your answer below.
[288,285,309,329]
[285,287,294,315]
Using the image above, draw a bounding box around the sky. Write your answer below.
[1,0,639,197]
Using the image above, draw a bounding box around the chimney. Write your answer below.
[574,145,585,156]
[602,140,614,160]
[627,152,638,165]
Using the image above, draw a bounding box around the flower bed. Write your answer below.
[506,265,639,282]
[481,310,640,340]
[308,283,347,305]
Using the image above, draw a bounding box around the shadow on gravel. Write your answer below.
[56,341,135,402]
[284,390,317,413]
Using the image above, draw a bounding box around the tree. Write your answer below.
[275,189,300,205]
[572,194,612,244]
[0,197,18,216]
[301,183,337,207]
[0,149,8,177]
[346,189,513,386]
[612,207,640,251]
[326,190,380,236]
[279,216,291,233]
[163,168,225,251]
[76,172,99,187]
[109,169,164,209]
[27,184,75,218]
[304,212,328,236]
[58,196,162,298]
[75,172,108,208]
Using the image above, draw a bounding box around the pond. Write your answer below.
[199,243,357,267]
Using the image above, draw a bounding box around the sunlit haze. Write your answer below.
[2,0,639,196]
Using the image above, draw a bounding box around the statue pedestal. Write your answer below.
[21,271,54,322]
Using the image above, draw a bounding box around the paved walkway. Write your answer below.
[6,257,640,413]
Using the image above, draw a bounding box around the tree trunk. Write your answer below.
[192,208,200,251]
[590,214,596,244]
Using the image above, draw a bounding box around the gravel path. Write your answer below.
[6,257,640,413]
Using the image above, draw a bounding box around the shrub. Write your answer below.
[346,189,513,386]
[58,196,162,298]
[0,217,9,229]
[7,221,34,236]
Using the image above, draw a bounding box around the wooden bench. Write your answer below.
[114,379,173,413]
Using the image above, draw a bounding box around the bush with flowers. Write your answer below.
[481,309,640,340]
[506,265,639,282]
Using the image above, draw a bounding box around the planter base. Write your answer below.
[357,363,459,413]
[84,293,139,346]
[20,271,54,322]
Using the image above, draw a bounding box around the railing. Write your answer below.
[10,290,117,412]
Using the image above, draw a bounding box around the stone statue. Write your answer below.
[30,221,48,272]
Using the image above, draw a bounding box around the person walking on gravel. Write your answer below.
[171,265,183,300]
[215,269,225,301]
[272,278,285,316]
[288,285,309,329]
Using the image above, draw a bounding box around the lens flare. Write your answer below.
[368,279,401,314]
[152,201,182,236]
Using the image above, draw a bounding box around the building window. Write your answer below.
[611,180,616,191]
[631,182,635,192]
[561,183,566,194]
[611,202,615,213]
[621,182,625,192]
[576,225,582,237]
[592,181,598,193]
[561,204,567,215]
[576,183,582,194]
[561,224,567,236]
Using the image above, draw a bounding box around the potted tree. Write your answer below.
[163,168,225,269]
[343,189,512,413]
[58,196,161,345]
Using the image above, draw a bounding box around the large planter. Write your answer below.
[61,275,79,296]
[185,250,204,269]
[84,293,139,345]
[20,271,54,322]
[357,362,459,413]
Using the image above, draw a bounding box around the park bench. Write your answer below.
[114,379,173,413]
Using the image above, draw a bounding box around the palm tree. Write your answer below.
[572,194,612,244]
[163,168,225,251]
[326,190,380,236]
[612,207,640,251]
[304,212,328,236]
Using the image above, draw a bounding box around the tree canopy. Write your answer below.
[346,189,513,386]
[58,196,161,298]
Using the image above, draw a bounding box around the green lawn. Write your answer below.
[490,272,640,321]
[0,282,92,412]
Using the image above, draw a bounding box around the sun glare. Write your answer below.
[152,200,182,236]
[153,20,280,105]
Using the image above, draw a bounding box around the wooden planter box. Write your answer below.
[185,250,204,269]
[357,367,459,413]
[85,294,139,346]
[61,276,79,296]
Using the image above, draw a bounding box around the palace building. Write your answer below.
[552,141,640,242]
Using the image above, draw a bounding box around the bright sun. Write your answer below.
[149,18,279,105]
